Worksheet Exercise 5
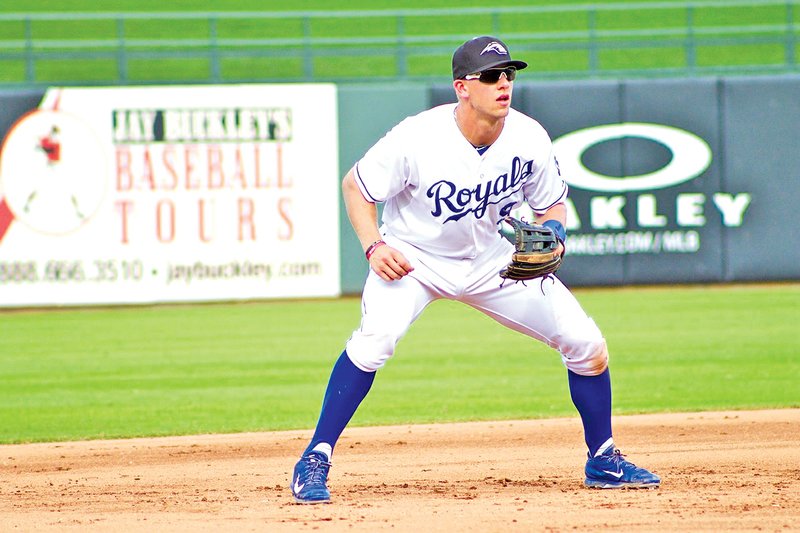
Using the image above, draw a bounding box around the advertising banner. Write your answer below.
[0,84,340,306]
[520,79,755,286]
[430,76,800,286]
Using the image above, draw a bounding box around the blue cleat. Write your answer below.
[291,451,332,504]
[584,447,660,489]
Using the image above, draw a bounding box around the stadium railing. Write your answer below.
[0,0,798,86]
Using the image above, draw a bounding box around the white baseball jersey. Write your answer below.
[345,103,605,378]
[353,103,568,259]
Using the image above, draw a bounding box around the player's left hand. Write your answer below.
[498,216,563,281]
[368,245,414,281]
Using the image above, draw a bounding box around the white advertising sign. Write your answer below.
[0,84,340,306]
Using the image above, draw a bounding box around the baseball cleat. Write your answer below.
[584,447,660,489]
[291,451,332,504]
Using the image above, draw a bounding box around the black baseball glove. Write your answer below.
[498,216,562,281]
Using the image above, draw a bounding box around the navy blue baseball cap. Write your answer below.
[452,36,528,80]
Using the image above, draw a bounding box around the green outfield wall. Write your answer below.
[1,75,798,303]
[339,75,800,292]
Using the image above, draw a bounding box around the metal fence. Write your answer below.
[0,0,798,86]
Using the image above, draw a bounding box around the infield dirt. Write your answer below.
[3,409,798,532]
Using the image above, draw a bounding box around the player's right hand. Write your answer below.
[368,245,414,281]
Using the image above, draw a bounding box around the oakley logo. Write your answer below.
[480,42,508,56]
[553,122,712,192]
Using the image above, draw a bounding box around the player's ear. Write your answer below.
[453,79,469,99]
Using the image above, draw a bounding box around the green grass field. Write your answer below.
[2,283,798,445]
[0,0,797,84]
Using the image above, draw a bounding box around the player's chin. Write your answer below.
[494,105,511,118]
[495,96,512,111]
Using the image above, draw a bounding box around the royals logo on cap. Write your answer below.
[480,42,508,56]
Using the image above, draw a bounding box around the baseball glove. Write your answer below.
[498,216,562,281]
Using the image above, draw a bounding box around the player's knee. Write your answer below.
[345,333,397,372]
[562,340,609,376]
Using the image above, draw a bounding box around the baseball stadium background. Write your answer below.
[1,1,799,531]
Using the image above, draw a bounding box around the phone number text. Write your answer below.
[0,260,144,284]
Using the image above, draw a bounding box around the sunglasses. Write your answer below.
[463,67,517,83]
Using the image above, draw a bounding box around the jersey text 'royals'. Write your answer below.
[427,156,533,222]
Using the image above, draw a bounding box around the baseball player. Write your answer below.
[291,36,660,504]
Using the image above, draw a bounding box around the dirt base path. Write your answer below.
[2,409,799,532]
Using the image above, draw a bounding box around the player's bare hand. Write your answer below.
[369,245,414,281]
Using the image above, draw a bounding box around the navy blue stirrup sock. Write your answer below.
[568,368,613,457]
[305,350,376,456]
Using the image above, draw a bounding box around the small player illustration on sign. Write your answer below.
[0,109,107,235]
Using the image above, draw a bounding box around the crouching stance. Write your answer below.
[291,35,659,504]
